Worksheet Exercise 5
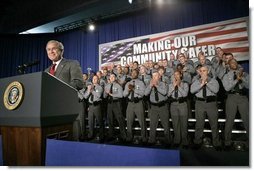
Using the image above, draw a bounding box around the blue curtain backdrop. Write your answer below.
[0,0,249,78]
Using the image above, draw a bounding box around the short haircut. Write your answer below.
[47,40,64,51]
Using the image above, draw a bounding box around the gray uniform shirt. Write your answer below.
[84,84,103,103]
[145,81,168,103]
[123,79,145,99]
[164,67,174,78]
[190,78,219,98]
[168,82,189,98]
[138,74,151,87]
[222,70,249,91]
[161,75,171,85]
[104,82,123,99]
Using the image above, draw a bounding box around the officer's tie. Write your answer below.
[203,84,207,98]
[131,81,135,101]
[90,87,94,102]
[109,83,113,102]
[233,71,241,92]
[175,86,178,99]
[154,87,159,102]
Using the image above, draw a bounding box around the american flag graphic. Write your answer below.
[99,17,249,68]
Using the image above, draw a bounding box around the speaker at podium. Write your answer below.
[0,72,81,166]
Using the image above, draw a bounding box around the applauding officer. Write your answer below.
[83,75,104,141]
[145,71,170,145]
[190,66,221,149]
[104,73,126,141]
[123,69,147,143]
[168,70,189,147]
[222,58,249,149]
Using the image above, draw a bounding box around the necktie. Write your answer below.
[234,71,241,92]
[109,83,113,102]
[203,84,207,98]
[49,64,56,75]
[233,71,237,80]
[131,81,135,101]
[142,75,144,83]
[175,86,178,99]
[90,86,94,102]
[154,87,159,102]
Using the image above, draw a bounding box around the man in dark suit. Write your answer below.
[45,40,84,141]
[45,40,83,90]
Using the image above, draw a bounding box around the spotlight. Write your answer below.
[88,23,95,31]
[128,0,133,4]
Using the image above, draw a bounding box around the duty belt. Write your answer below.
[228,90,246,96]
[170,97,187,103]
[196,96,216,103]
[108,99,121,103]
[89,101,102,106]
[128,97,142,103]
[150,101,167,107]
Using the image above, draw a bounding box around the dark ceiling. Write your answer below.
[0,0,149,34]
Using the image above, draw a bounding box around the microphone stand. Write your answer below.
[17,60,40,75]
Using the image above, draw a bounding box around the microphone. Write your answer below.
[17,59,40,74]
[22,59,40,67]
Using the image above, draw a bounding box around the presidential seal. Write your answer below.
[3,81,24,110]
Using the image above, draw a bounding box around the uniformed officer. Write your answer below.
[83,75,104,141]
[158,66,171,85]
[116,65,126,87]
[139,65,151,111]
[222,58,249,149]
[178,53,195,76]
[174,63,192,85]
[138,65,151,86]
[123,69,147,143]
[194,52,215,78]
[145,71,171,145]
[96,71,107,89]
[78,73,90,140]
[190,66,221,149]
[162,58,174,78]
[104,73,126,141]
[168,70,189,147]
[211,47,224,72]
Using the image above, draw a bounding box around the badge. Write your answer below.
[3,81,24,110]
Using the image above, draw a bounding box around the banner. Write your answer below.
[99,17,249,69]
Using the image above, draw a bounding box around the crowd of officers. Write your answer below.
[79,47,249,150]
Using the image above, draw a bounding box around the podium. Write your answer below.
[0,72,80,166]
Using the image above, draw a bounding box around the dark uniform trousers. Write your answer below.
[107,100,126,139]
[81,100,88,138]
[88,103,104,139]
[225,94,249,146]
[126,100,147,142]
[194,100,220,146]
[170,101,188,145]
[148,103,171,144]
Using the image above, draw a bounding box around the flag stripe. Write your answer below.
[149,20,246,42]
[196,37,248,46]
[196,28,247,39]
[198,32,248,43]
[222,47,249,53]
[215,41,249,49]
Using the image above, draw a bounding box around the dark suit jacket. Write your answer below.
[45,58,83,90]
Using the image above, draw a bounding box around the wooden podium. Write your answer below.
[0,72,81,166]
